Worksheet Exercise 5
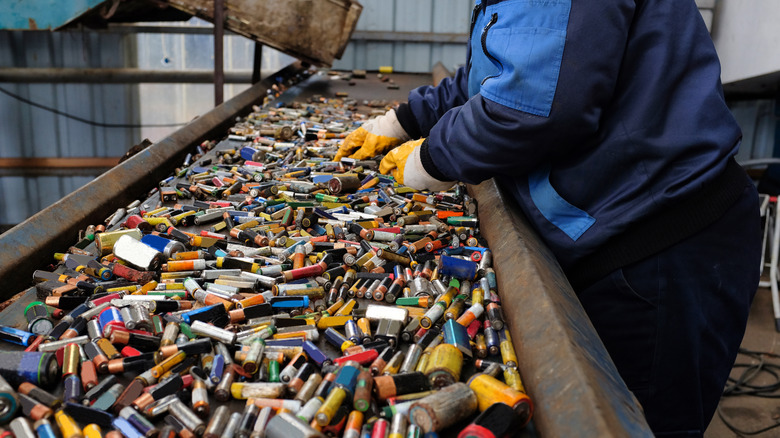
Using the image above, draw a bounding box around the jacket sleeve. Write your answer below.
[419,1,636,184]
[395,66,470,140]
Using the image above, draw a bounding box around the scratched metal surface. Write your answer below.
[0,69,650,436]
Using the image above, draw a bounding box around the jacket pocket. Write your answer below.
[478,0,571,117]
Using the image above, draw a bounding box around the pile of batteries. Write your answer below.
[0,94,533,438]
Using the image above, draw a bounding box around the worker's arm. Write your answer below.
[406,1,636,185]
[394,66,470,140]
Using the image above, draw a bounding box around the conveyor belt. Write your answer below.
[0,65,652,437]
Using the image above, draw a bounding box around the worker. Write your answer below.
[335,0,761,435]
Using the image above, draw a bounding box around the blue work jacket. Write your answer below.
[395,0,742,273]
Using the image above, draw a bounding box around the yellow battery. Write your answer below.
[334,299,357,316]
[83,424,102,438]
[315,386,346,426]
[499,329,518,368]
[145,217,174,229]
[471,287,484,307]
[424,343,463,388]
[55,410,84,438]
[95,338,120,359]
[356,318,371,339]
[468,373,533,426]
[151,351,186,378]
[171,210,196,225]
[143,207,168,217]
[316,316,353,330]
[136,281,158,295]
[325,298,344,316]
[503,366,528,394]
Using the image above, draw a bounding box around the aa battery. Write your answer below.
[373,373,431,402]
[230,382,286,399]
[190,320,237,344]
[168,399,205,436]
[293,373,322,404]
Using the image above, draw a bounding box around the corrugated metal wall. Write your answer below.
[0,30,139,226]
[135,18,294,142]
[333,0,472,73]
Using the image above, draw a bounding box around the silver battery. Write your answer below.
[86,319,103,340]
[365,304,408,324]
[10,416,36,438]
[119,305,152,331]
[295,397,323,423]
[222,412,243,438]
[38,335,90,352]
[113,234,164,271]
[169,399,205,436]
[265,412,325,438]
[202,269,243,280]
[250,406,273,438]
[410,277,433,297]
[191,320,237,345]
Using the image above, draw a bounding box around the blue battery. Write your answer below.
[98,307,125,337]
[269,296,309,309]
[209,354,225,384]
[312,174,333,184]
[140,234,177,254]
[35,419,58,438]
[303,340,331,367]
[333,362,360,395]
[0,325,36,347]
[265,203,288,214]
[438,255,477,280]
[112,417,144,438]
[240,146,262,161]
[323,328,351,352]
[264,339,304,348]
[443,319,473,359]
[181,303,225,325]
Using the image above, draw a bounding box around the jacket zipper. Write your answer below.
[480,13,501,85]
[466,2,483,76]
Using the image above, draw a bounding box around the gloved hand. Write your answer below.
[379,139,455,192]
[334,109,411,161]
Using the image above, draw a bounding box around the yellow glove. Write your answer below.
[379,139,455,192]
[334,109,410,161]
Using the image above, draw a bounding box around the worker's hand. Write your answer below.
[334,109,410,161]
[379,139,455,192]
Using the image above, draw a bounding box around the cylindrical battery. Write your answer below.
[265,412,325,438]
[424,343,463,389]
[0,352,60,389]
[467,373,533,427]
[408,383,478,433]
[203,405,230,438]
[113,234,164,271]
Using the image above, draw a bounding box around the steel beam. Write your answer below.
[0,62,305,295]
[0,68,255,84]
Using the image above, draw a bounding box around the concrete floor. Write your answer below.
[705,286,780,437]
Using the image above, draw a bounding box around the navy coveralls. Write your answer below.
[394,0,762,434]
